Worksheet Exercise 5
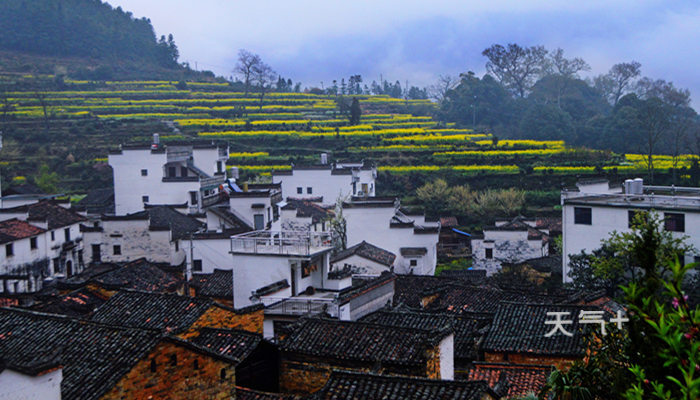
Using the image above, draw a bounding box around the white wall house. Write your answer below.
[109,139,229,214]
[82,206,203,266]
[562,178,700,282]
[471,217,549,275]
[0,365,62,400]
[272,161,377,204]
[343,198,439,275]
[330,241,396,276]
[0,219,49,294]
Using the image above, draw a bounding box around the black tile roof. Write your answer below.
[0,307,162,400]
[331,241,396,267]
[313,370,497,400]
[482,302,600,357]
[424,284,570,314]
[439,269,487,284]
[236,387,298,400]
[337,272,396,304]
[30,287,108,318]
[191,269,233,299]
[90,290,214,333]
[60,259,182,293]
[0,200,87,230]
[360,305,493,360]
[75,188,115,215]
[279,317,451,366]
[393,276,473,308]
[282,199,333,223]
[190,327,262,362]
[506,255,563,274]
[145,205,205,240]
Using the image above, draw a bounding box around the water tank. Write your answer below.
[632,178,644,195]
[320,153,328,165]
[624,179,633,194]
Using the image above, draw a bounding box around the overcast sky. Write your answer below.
[111,0,700,104]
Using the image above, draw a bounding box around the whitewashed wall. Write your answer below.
[0,368,62,400]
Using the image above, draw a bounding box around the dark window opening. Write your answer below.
[5,244,13,257]
[170,354,177,366]
[217,161,223,173]
[409,259,417,267]
[190,191,198,205]
[664,212,685,232]
[113,245,121,255]
[485,248,493,259]
[193,359,199,370]
[193,259,203,272]
[574,207,592,225]
[168,166,176,177]
[307,187,312,194]
[220,368,226,380]
[296,187,303,194]
[150,359,157,372]
[175,241,179,252]
[64,228,71,241]
[180,166,188,177]
[30,237,37,250]
[254,214,264,230]
[50,231,55,241]
[141,169,148,176]
[142,195,149,203]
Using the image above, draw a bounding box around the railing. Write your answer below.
[166,149,192,162]
[231,230,334,256]
[263,296,339,317]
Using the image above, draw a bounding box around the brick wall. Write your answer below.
[182,305,264,339]
[425,346,441,379]
[280,359,334,395]
[101,340,237,400]
[484,352,577,370]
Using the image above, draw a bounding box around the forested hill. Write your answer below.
[0,0,213,80]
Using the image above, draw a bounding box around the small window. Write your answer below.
[141,169,148,176]
[297,187,303,194]
[307,187,312,194]
[409,259,418,267]
[5,243,13,257]
[574,207,592,225]
[217,161,223,173]
[142,195,149,203]
[190,191,198,205]
[485,248,493,259]
[254,214,264,230]
[113,245,122,255]
[50,231,55,241]
[193,359,199,370]
[181,166,188,177]
[170,354,177,366]
[220,368,226,380]
[150,359,157,372]
[193,259,203,272]
[168,166,176,177]
[664,213,685,232]
[30,237,37,250]
[175,241,179,252]
[64,228,71,241]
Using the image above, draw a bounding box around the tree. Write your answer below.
[482,43,548,98]
[349,97,361,125]
[416,179,451,217]
[429,74,458,103]
[251,61,276,110]
[594,61,641,106]
[637,97,669,183]
[329,195,348,250]
[35,164,60,193]
[545,48,590,109]
[234,49,262,97]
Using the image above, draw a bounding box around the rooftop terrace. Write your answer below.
[230,230,334,256]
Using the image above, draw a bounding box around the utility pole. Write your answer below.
[472,95,477,130]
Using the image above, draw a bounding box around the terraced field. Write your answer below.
[0,77,696,195]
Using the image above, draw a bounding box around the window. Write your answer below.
[181,166,188,177]
[190,191,198,205]
[664,212,685,232]
[175,241,179,252]
[141,169,148,176]
[193,359,199,370]
[170,354,177,366]
[574,207,592,225]
[485,248,493,259]
[150,359,157,372]
[306,187,312,194]
[254,214,265,230]
[409,259,418,267]
[64,228,71,241]
[30,237,37,250]
[113,245,122,255]
[50,231,55,241]
[217,161,223,173]
[91,244,101,262]
[193,259,203,272]
[142,195,149,203]
[5,243,13,257]
[220,368,226,380]
[297,187,303,194]
[168,166,176,177]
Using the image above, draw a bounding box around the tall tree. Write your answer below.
[637,97,670,183]
[594,61,642,106]
[251,61,276,110]
[349,97,361,125]
[546,48,590,108]
[482,43,548,98]
[429,74,458,103]
[234,49,262,97]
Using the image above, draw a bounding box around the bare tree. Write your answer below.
[251,61,276,110]
[637,98,669,183]
[429,74,458,103]
[547,48,590,108]
[482,43,548,98]
[595,61,641,106]
[234,49,262,97]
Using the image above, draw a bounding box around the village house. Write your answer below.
[271,158,377,203]
[225,183,282,231]
[108,137,229,215]
[275,198,334,232]
[314,370,499,400]
[562,177,700,282]
[0,200,87,296]
[81,205,204,266]
[470,215,550,275]
[330,240,396,275]
[277,316,455,394]
[0,307,239,400]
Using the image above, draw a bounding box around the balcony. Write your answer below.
[230,230,334,256]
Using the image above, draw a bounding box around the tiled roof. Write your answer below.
[145,205,205,240]
[0,218,46,244]
[440,216,459,227]
[279,317,450,365]
[360,305,492,360]
[439,269,487,284]
[75,188,115,215]
[314,370,497,400]
[482,302,600,356]
[282,199,333,223]
[191,269,233,298]
[331,241,396,266]
[424,284,569,314]
[337,272,396,304]
[30,287,108,318]
[0,307,162,400]
[60,259,182,293]
[466,362,552,398]
[400,247,428,256]
[190,327,261,362]
[236,387,298,400]
[393,276,473,308]
[25,200,87,229]
[506,255,563,274]
[90,290,214,333]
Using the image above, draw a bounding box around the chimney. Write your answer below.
[151,133,160,150]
